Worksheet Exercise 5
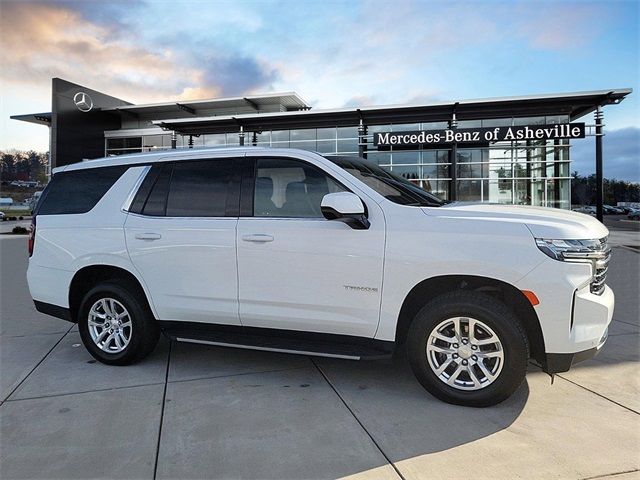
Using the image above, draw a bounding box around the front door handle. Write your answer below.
[241,234,274,243]
[135,233,162,241]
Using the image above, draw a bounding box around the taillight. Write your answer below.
[28,216,36,257]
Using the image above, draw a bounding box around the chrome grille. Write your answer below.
[591,237,611,295]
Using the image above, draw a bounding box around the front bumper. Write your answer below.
[544,327,608,374]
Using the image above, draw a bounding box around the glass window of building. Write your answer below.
[271,130,290,142]
[482,118,513,127]
[392,123,420,131]
[457,120,482,128]
[337,126,358,138]
[204,134,227,146]
[317,127,336,140]
[106,137,142,156]
[290,129,316,141]
[337,138,358,153]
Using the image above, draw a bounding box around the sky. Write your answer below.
[0,0,638,181]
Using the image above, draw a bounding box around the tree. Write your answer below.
[0,149,49,182]
[571,172,640,205]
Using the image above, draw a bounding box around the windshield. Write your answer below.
[326,155,444,207]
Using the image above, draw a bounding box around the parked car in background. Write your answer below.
[0,211,5,221]
[27,147,614,407]
[603,205,624,214]
[619,205,639,214]
[572,206,596,216]
[28,191,43,212]
[628,209,640,220]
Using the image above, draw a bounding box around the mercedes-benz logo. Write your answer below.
[73,92,93,112]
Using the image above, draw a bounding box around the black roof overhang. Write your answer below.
[155,90,631,136]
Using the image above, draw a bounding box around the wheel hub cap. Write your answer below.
[426,316,504,391]
[458,344,472,359]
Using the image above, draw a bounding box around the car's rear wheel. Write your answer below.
[78,281,160,365]
[407,291,529,407]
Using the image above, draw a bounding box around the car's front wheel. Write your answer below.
[407,291,529,407]
[78,281,160,365]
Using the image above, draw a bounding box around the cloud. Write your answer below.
[342,95,378,108]
[571,127,640,183]
[198,56,279,97]
[0,1,186,101]
[1,0,636,154]
[514,2,606,50]
[0,0,279,103]
[41,0,146,33]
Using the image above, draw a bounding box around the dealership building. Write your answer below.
[12,78,631,213]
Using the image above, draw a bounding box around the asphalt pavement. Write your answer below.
[0,231,638,480]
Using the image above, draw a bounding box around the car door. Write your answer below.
[124,157,241,325]
[236,155,386,337]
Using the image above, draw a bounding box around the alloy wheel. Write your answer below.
[426,316,504,391]
[87,298,132,353]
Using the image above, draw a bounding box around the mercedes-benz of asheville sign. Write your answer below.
[373,123,585,148]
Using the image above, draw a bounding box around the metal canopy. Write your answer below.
[152,88,632,135]
[9,112,52,126]
[103,92,309,118]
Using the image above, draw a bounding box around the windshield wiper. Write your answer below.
[357,171,443,206]
[405,201,441,207]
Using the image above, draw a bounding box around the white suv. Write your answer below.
[27,148,613,406]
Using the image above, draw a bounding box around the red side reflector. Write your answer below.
[28,216,36,257]
[522,290,540,306]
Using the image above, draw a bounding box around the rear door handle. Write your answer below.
[135,233,162,241]
[241,234,274,243]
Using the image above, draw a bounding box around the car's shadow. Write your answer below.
[313,351,529,461]
[162,342,530,479]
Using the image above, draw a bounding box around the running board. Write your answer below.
[176,338,362,360]
[160,321,394,360]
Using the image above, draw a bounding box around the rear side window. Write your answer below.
[130,159,239,217]
[36,166,128,215]
[167,160,236,217]
[142,163,172,216]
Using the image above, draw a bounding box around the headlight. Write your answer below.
[535,237,611,295]
[535,238,608,262]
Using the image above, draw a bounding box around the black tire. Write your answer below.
[78,280,160,365]
[406,291,529,407]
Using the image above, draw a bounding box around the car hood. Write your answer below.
[422,202,609,240]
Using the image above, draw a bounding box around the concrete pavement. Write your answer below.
[1,233,638,480]
[0,220,31,234]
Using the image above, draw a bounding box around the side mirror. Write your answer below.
[321,192,370,230]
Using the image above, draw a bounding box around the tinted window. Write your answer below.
[36,166,128,215]
[142,163,172,216]
[166,160,236,217]
[254,158,346,218]
[326,156,444,207]
[129,164,161,214]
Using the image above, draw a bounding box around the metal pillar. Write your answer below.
[171,131,177,149]
[252,131,258,146]
[595,106,604,222]
[239,126,245,146]
[525,140,532,203]
[358,120,367,158]
[188,135,194,149]
[449,112,458,201]
[553,139,561,207]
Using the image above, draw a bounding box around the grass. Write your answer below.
[1,210,31,218]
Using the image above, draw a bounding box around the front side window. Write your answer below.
[254,158,346,218]
[326,156,444,207]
